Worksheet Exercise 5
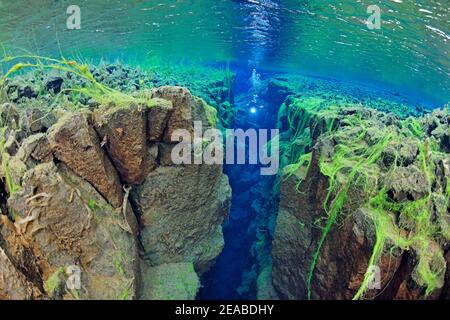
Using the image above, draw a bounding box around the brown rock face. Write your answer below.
[7,163,139,300]
[93,103,147,184]
[0,86,231,300]
[47,111,124,208]
[151,86,195,143]
[0,248,42,300]
[147,98,173,142]
[135,164,231,274]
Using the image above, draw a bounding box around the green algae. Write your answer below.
[44,267,66,297]
[308,129,394,299]
[0,55,149,108]
[280,96,449,300]
[354,136,447,299]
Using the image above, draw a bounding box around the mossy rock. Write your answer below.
[140,262,200,300]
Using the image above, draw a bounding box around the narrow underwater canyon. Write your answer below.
[198,69,280,300]
[0,59,449,300]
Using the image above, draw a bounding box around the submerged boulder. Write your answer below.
[93,102,147,184]
[135,164,231,274]
[47,111,124,208]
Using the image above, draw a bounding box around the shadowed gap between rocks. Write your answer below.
[198,68,281,300]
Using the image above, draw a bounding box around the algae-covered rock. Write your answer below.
[140,262,200,300]
[0,103,20,128]
[4,80,38,102]
[385,165,430,202]
[272,100,450,300]
[20,107,57,134]
[93,102,147,184]
[47,111,124,208]
[15,133,53,165]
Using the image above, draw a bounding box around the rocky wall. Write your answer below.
[0,86,231,300]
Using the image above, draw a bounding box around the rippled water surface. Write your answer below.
[0,0,448,105]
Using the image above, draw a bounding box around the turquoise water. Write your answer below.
[0,0,449,301]
[0,0,448,106]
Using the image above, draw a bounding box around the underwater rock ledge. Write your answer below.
[0,85,231,300]
[272,96,449,300]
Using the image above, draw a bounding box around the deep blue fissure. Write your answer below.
[198,68,279,300]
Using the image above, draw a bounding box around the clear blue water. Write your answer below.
[198,69,279,299]
[0,1,448,106]
[0,0,448,300]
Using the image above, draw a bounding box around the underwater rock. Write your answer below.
[3,129,27,156]
[93,102,147,185]
[1,61,234,133]
[44,76,64,94]
[158,143,176,166]
[272,100,450,300]
[150,86,195,143]
[135,164,231,274]
[0,247,43,300]
[6,133,53,188]
[21,133,53,162]
[264,79,295,109]
[145,143,159,175]
[442,251,450,299]
[19,133,53,164]
[272,139,401,300]
[147,98,174,142]
[0,103,20,128]
[6,80,38,102]
[140,262,200,300]
[20,107,57,134]
[0,77,231,300]
[263,75,426,119]
[385,165,430,202]
[0,215,45,291]
[382,138,419,168]
[6,162,139,300]
[47,111,124,208]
